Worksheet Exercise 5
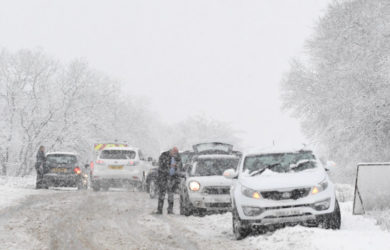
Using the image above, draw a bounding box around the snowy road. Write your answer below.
[1,188,390,250]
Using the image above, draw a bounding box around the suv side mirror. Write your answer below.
[325,161,336,171]
[223,169,237,179]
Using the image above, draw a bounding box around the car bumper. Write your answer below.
[189,193,231,211]
[43,174,79,187]
[234,185,336,224]
[92,176,142,187]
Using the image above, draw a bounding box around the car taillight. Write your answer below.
[74,167,81,174]
[127,161,137,166]
[96,160,104,164]
[90,161,94,170]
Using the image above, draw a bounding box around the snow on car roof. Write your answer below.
[46,152,78,156]
[101,146,138,151]
[245,146,312,156]
[197,154,239,159]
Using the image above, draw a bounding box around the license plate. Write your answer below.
[109,165,123,170]
[275,210,301,217]
[52,168,68,173]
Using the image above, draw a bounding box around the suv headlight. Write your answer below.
[189,181,200,191]
[241,186,261,199]
[311,180,328,195]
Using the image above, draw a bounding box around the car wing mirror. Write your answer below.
[325,161,336,171]
[223,169,237,179]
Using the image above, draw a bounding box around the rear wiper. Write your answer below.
[250,163,280,177]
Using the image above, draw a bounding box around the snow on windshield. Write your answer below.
[243,152,316,175]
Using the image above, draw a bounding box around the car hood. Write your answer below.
[188,175,232,187]
[239,168,326,191]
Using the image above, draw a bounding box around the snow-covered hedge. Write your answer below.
[335,183,354,202]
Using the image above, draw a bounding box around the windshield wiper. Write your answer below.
[250,163,280,177]
[289,159,315,171]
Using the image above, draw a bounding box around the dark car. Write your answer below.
[42,152,88,190]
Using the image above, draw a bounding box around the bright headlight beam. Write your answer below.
[189,181,200,191]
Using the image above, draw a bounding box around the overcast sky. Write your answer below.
[0,0,331,149]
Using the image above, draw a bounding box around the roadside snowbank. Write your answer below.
[173,201,390,250]
[0,176,39,210]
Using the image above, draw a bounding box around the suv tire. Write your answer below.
[317,199,341,230]
[180,193,193,216]
[232,208,250,240]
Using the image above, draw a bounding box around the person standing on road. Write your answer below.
[156,147,182,214]
[35,146,47,189]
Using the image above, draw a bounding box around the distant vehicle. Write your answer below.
[91,146,153,191]
[224,147,341,240]
[179,142,241,216]
[42,152,88,190]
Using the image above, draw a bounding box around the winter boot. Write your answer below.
[157,199,164,214]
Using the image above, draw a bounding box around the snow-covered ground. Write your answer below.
[0,176,42,210]
[0,178,390,250]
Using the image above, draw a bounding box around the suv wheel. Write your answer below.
[180,194,193,216]
[232,208,250,240]
[149,180,157,199]
[317,199,341,230]
[92,181,100,192]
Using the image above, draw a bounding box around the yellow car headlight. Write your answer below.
[311,180,328,195]
[241,186,261,199]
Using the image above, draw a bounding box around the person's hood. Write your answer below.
[239,167,326,191]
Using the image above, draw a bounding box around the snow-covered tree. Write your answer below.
[0,49,240,175]
[281,0,390,181]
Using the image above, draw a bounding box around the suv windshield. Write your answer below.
[192,158,239,176]
[100,150,136,160]
[243,152,316,175]
[47,154,77,164]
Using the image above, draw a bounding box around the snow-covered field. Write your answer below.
[1,177,390,250]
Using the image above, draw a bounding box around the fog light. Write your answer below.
[242,206,263,216]
[312,198,331,211]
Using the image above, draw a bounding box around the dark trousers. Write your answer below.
[157,177,176,213]
[35,163,44,189]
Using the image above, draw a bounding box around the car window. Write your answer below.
[181,152,193,165]
[47,154,77,164]
[243,152,316,175]
[99,150,136,160]
[192,158,239,176]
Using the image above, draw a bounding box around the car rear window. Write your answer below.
[192,158,239,176]
[47,154,77,164]
[99,150,136,160]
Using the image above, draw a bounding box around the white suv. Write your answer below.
[224,148,340,239]
[179,154,240,216]
[91,147,152,191]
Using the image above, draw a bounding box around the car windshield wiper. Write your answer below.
[250,163,280,177]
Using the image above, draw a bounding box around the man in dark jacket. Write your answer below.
[35,146,47,189]
[156,147,182,214]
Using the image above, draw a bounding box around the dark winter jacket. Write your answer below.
[35,150,46,171]
[157,151,182,182]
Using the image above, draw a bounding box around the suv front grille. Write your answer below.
[203,186,230,195]
[261,188,311,200]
